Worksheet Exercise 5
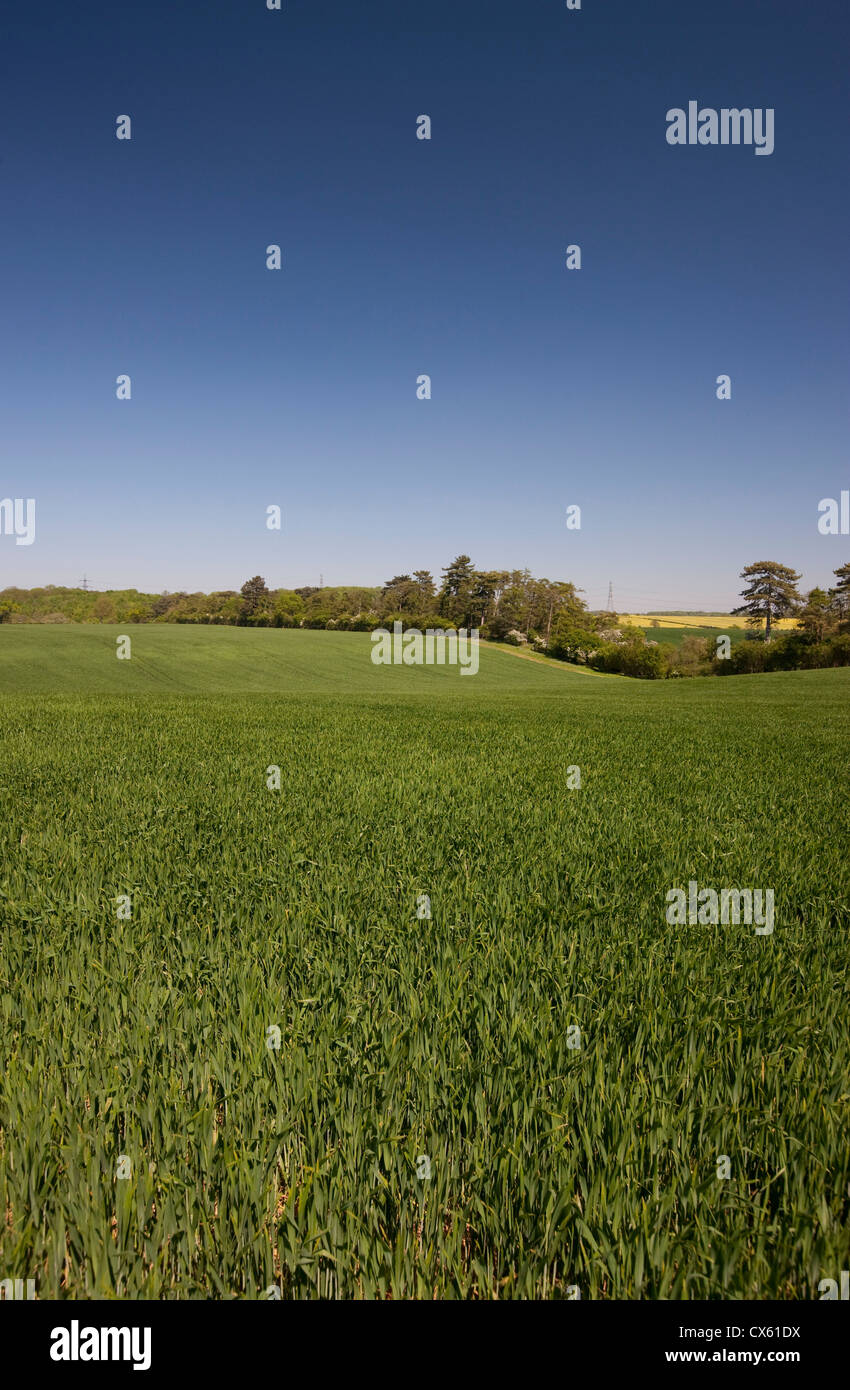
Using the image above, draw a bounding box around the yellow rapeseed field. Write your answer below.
[619,613,799,630]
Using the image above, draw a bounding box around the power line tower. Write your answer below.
[606,581,614,612]
[319,573,324,589]
[81,575,89,592]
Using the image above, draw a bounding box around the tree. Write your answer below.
[240,575,270,623]
[622,642,666,679]
[547,616,598,663]
[469,571,501,627]
[412,570,436,602]
[830,561,850,627]
[439,555,476,626]
[798,587,833,641]
[272,591,305,628]
[380,575,418,615]
[732,561,801,641]
[497,569,535,636]
[541,579,585,644]
[667,634,712,677]
[92,596,116,622]
[150,591,184,619]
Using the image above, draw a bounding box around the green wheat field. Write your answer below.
[1,626,848,1298]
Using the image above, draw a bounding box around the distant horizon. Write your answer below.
[0,573,830,623]
[1,564,845,616]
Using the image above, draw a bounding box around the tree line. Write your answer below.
[2,556,848,679]
[544,560,850,678]
[0,556,592,639]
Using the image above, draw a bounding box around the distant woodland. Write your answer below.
[2,555,849,678]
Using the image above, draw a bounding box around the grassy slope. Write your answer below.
[487,639,618,674]
[1,629,848,1298]
[0,624,597,695]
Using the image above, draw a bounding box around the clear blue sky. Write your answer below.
[2,0,847,610]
